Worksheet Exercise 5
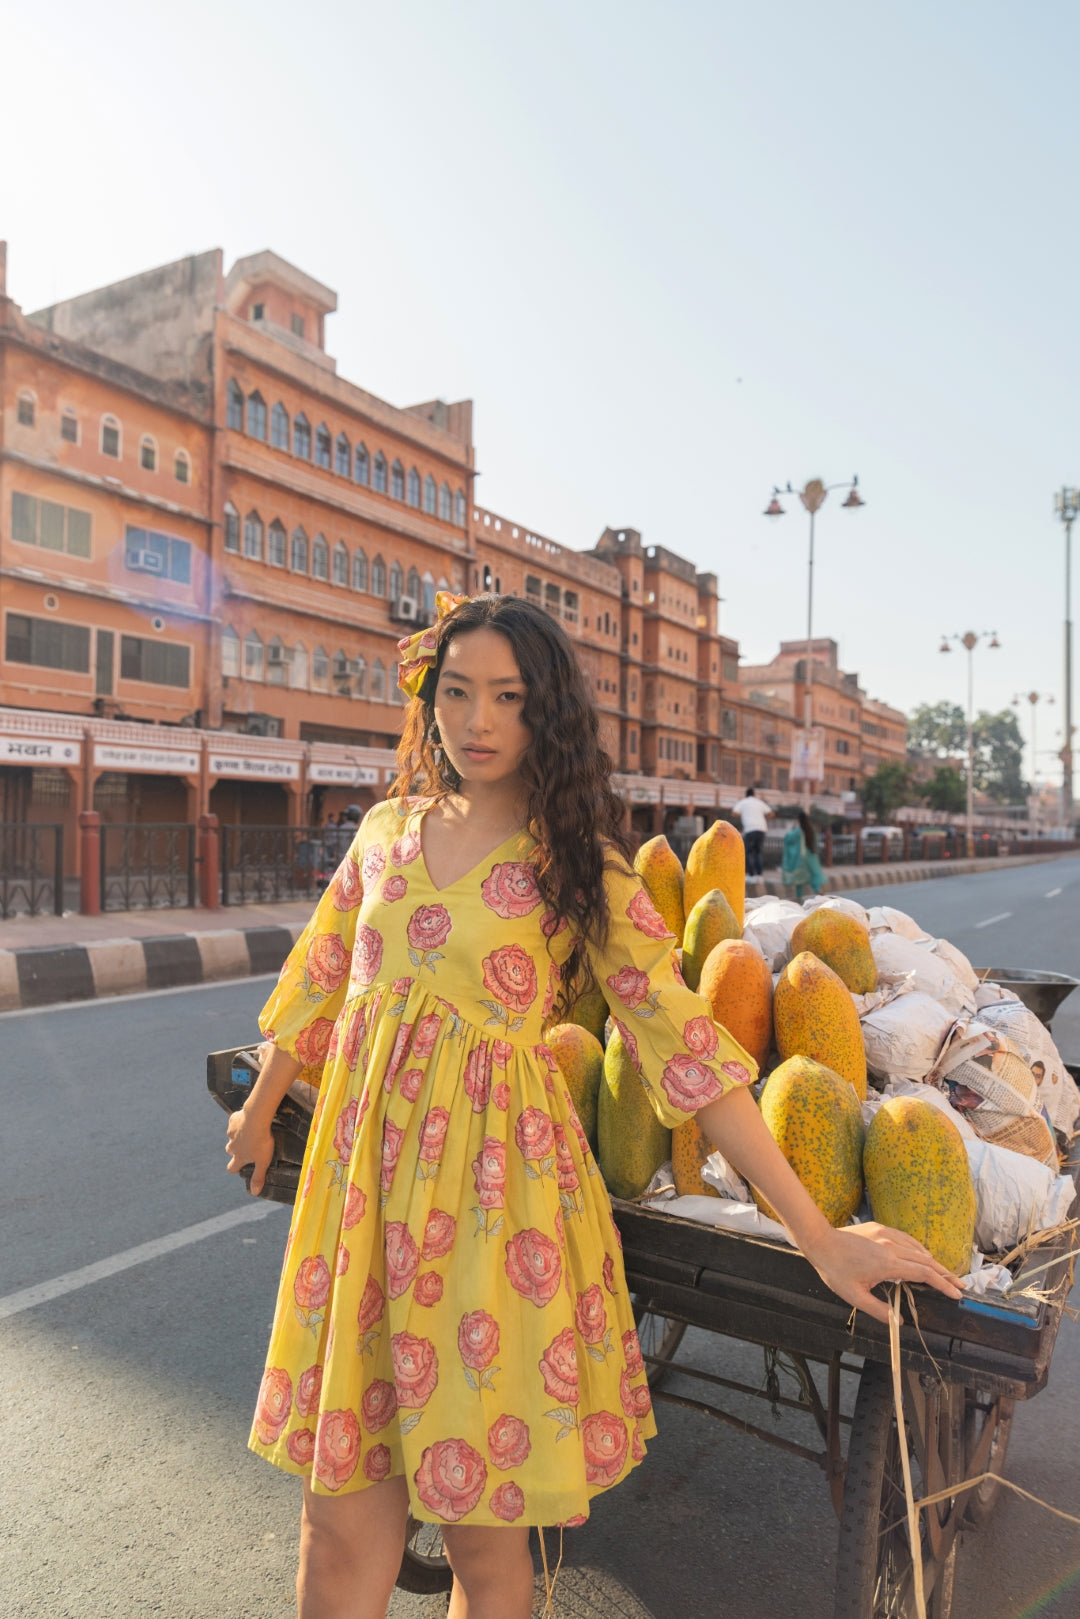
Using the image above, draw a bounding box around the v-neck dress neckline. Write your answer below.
[412,798,533,895]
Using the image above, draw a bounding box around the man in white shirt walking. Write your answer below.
[732,787,773,883]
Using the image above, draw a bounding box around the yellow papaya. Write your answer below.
[685,820,745,928]
[598,1029,671,1200]
[752,1055,865,1228]
[671,1117,720,1198]
[863,1098,975,1276]
[682,888,741,992]
[790,908,877,995]
[698,939,774,1070]
[633,835,685,939]
[568,983,608,1045]
[546,1022,604,1156]
[774,951,867,1101]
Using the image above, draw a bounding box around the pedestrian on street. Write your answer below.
[732,786,773,884]
[782,810,825,900]
[225,593,963,1619]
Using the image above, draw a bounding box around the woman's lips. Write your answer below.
[462,746,496,759]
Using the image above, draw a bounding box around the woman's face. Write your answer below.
[433,626,531,788]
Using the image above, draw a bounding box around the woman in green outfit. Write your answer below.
[781,810,824,900]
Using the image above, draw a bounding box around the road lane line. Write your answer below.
[1046,888,1062,898]
[0,972,280,1021]
[0,1202,285,1320]
[973,911,1012,928]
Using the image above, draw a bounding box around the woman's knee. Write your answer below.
[442,1523,531,1583]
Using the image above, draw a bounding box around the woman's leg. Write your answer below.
[297,1474,409,1619]
[442,1524,534,1619]
[794,884,804,900]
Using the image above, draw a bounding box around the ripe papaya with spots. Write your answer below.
[632,835,685,940]
[546,1022,604,1156]
[863,1098,975,1276]
[774,951,867,1100]
[598,1029,671,1200]
[790,908,877,995]
[682,889,741,992]
[698,938,774,1070]
[671,1117,721,1199]
[684,820,745,929]
[752,1056,865,1228]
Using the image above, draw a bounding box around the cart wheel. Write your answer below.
[395,1516,453,1594]
[631,1294,687,1390]
[834,1362,962,1619]
[961,1392,1014,1530]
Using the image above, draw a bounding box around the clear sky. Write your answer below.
[4,0,1076,783]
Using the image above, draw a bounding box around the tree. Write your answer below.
[860,761,913,823]
[908,701,967,756]
[922,766,966,814]
[973,709,1027,803]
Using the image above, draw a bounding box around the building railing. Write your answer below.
[100,823,197,911]
[0,824,65,917]
[220,824,331,906]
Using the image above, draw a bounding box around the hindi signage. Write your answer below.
[94,743,200,774]
[308,762,381,786]
[1,735,81,765]
[208,752,301,781]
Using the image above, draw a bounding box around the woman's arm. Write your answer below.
[695,1086,966,1325]
[225,1044,304,1196]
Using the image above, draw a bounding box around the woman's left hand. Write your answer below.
[801,1222,967,1325]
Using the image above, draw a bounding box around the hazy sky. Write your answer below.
[4,0,1077,782]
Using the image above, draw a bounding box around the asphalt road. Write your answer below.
[1,858,1078,1619]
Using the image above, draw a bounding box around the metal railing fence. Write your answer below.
[0,824,65,917]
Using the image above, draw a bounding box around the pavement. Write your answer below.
[0,850,1070,1013]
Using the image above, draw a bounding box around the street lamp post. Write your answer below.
[764,476,864,808]
[1011,690,1054,832]
[940,630,1000,855]
[1052,487,1077,828]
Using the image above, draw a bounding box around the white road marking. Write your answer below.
[1046,888,1062,898]
[973,911,1013,929]
[0,972,279,1021]
[0,1202,285,1320]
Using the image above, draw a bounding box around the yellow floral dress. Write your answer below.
[250,797,756,1527]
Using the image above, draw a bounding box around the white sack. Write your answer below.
[853,978,915,1019]
[644,1192,795,1244]
[963,1136,1076,1253]
[866,905,931,942]
[871,932,975,1017]
[801,894,871,928]
[701,1150,751,1202]
[974,981,1022,1010]
[977,999,1080,1135]
[931,937,980,993]
[860,993,955,1083]
[742,899,804,971]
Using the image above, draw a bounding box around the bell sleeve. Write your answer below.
[257,824,367,1072]
[586,858,759,1130]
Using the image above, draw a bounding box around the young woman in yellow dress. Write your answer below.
[226,594,964,1619]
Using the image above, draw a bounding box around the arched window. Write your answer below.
[291,526,308,573]
[391,460,405,501]
[311,534,329,580]
[422,574,436,616]
[407,467,420,508]
[454,489,466,527]
[312,645,329,691]
[352,548,368,592]
[61,407,79,444]
[438,482,452,521]
[371,658,386,702]
[373,452,388,494]
[355,443,369,485]
[223,502,240,553]
[100,414,121,458]
[244,630,264,680]
[371,554,386,597]
[271,402,289,450]
[267,635,287,685]
[389,560,404,601]
[332,541,349,586]
[247,391,267,441]
[140,435,157,472]
[354,654,367,699]
[406,566,421,601]
[293,413,311,459]
[290,642,309,690]
[423,474,437,516]
[221,625,240,677]
[315,424,332,469]
[332,650,351,687]
[391,676,405,706]
[243,510,264,560]
[267,520,286,568]
[16,390,35,427]
[174,449,191,483]
[226,380,244,431]
[335,433,351,477]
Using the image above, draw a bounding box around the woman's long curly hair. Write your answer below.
[390,595,633,1020]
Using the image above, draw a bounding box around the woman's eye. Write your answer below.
[498,690,523,703]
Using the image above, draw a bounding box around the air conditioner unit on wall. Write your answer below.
[126,548,164,574]
[267,644,293,667]
[391,595,419,623]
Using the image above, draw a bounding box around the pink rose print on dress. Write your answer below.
[381,875,408,903]
[294,1018,334,1069]
[620,1369,651,1421]
[390,829,422,867]
[602,1253,616,1295]
[295,1364,323,1419]
[406,904,453,973]
[350,924,384,988]
[481,945,538,1022]
[541,961,561,1021]
[314,1408,362,1491]
[417,1107,450,1178]
[342,1183,367,1230]
[490,1482,525,1522]
[421,1208,457,1260]
[458,1310,500,1370]
[504,1229,562,1307]
[392,1331,439,1408]
[671,951,687,988]
[480,861,542,919]
[380,1118,404,1195]
[254,1367,293,1444]
[565,1097,590,1161]
[363,1443,392,1482]
[471,1137,506,1227]
[626,886,672,940]
[581,1411,629,1488]
[414,1271,444,1308]
[661,1052,723,1113]
[622,1329,645,1379]
[412,1012,442,1059]
[398,1067,423,1103]
[682,1015,719,1061]
[540,909,568,939]
[487,1414,531,1471]
[605,966,650,1011]
[336,1245,351,1277]
[631,1426,646,1462]
[514,1107,555,1165]
[360,1380,398,1434]
[293,1256,331,1332]
[384,1022,414,1092]
[286,1427,316,1467]
[492,1039,513,1069]
[341,1004,367,1071]
[414,1438,488,1523]
[538,1328,579,1405]
[356,1275,385,1354]
[384,1222,420,1299]
[463,1043,493,1112]
[329,853,362,912]
[361,844,386,888]
[574,1284,608,1346]
[553,1123,579,1194]
[332,1098,358,1165]
[721,1059,754,1086]
[492,1080,511,1112]
[614,1020,641,1071]
[392,976,414,996]
[306,933,351,995]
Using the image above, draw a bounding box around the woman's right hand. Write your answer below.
[226,1108,276,1197]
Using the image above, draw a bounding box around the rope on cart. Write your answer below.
[537,1524,565,1617]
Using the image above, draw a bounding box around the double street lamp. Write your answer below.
[939,630,1000,855]
[1012,691,1054,832]
[1052,487,1076,827]
[764,476,864,807]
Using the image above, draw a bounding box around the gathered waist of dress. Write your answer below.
[340,977,556,1054]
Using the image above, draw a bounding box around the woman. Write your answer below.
[227,594,961,1619]
[782,809,825,900]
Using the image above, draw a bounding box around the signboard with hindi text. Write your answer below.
[1,735,81,765]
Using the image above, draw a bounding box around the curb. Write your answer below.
[0,923,305,1014]
[748,851,1065,899]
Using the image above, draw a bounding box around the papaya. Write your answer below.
[790,908,877,995]
[633,835,685,940]
[598,1029,671,1200]
[568,983,608,1045]
[698,939,774,1070]
[671,1117,720,1198]
[685,820,745,929]
[774,951,867,1101]
[752,1055,865,1228]
[546,1022,604,1156]
[863,1098,975,1276]
[682,889,741,992]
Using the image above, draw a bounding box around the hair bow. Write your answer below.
[396,591,470,699]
